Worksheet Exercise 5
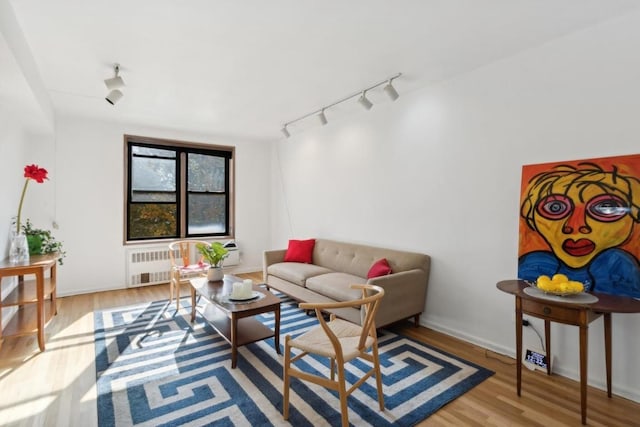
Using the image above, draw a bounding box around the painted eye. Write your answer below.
[537,195,572,220]
[587,195,629,222]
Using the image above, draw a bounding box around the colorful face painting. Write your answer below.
[518,154,640,298]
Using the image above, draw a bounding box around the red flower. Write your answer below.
[16,164,49,232]
[24,164,48,183]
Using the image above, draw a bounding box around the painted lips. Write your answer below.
[563,239,596,257]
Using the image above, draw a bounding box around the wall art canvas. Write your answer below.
[518,153,640,298]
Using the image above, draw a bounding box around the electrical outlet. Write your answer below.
[523,348,551,371]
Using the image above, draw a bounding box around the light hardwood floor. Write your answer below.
[0,272,638,426]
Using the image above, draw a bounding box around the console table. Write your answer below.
[0,254,58,351]
[497,279,640,425]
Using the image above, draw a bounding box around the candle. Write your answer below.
[232,282,243,298]
[242,279,253,298]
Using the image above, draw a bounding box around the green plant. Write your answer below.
[196,242,229,268]
[21,219,66,265]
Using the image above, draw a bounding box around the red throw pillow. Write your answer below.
[367,258,392,279]
[283,239,316,263]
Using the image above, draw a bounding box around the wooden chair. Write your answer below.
[283,284,385,427]
[168,240,210,311]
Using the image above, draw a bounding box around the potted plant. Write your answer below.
[21,219,66,265]
[196,242,229,281]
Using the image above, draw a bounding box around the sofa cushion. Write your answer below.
[267,262,332,287]
[305,272,364,301]
[284,239,316,263]
[367,258,392,278]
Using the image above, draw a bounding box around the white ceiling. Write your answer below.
[4,0,639,142]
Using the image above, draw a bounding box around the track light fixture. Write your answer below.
[280,72,401,138]
[318,109,328,125]
[358,91,373,110]
[104,63,125,105]
[106,89,123,105]
[384,78,399,101]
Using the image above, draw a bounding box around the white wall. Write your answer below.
[269,11,640,401]
[52,116,272,296]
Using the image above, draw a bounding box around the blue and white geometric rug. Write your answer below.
[94,292,493,426]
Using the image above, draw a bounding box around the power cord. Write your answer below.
[523,318,546,352]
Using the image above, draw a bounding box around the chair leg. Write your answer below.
[283,335,291,420]
[337,364,349,427]
[372,342,385,411]
[414,313,420,327]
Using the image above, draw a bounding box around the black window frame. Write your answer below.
[124,135,234,243]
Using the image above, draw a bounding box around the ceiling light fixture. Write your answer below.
[280,72,401,138]
[318,109,328,125]
[357,91,373,110]
[383,77,400,101]
[105,63,125,105]
[106,89,123,105]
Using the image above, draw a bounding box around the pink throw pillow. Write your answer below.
[367,258,392,279]
[283,239,316,263]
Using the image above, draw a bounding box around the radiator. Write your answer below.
[125,244,240,288]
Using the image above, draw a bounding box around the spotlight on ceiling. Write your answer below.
[105,63,125,105]
[281,125,291,138]
[104,63,125,90]
[384,79,399,101]
[318,109,328,125]
[106,89,123,105]
[358,91,373,110]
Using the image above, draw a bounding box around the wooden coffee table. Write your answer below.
[189,275,281,368]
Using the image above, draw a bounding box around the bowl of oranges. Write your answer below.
[534,274,585,296]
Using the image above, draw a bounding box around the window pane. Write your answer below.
[188,194,226,234]
[188,153,225,192]
[131,157,176,202]
[129,204,177,239]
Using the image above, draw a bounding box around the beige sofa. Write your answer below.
[263,239,430,328]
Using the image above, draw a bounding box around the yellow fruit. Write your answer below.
[552,273,569,283]
[537,275,551,283]
[568,281,584,292]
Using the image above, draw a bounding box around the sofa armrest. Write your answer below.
[367,269,428,327]
[263,249,287,282]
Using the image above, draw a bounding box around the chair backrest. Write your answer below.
[353,284,385,349]
[299,284,385,352]
[168,240,210,267]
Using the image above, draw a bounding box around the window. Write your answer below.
[125,135,234,242]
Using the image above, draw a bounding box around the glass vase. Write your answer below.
[9,218,30,264]
[9,233,30,264]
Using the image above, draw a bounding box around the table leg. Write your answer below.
[545,319,551,375]
[51,263,57,315]
[274,305,281,354]
[190,286,196,323]
[231,313,238,369]
[515,297,523,396]
[36,270,45,351]
[579,324,588,425]
[604,313,612,398]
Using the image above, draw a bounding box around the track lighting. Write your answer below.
[106,89,123,105]
[280,73,401,138]
[358,91,373,110]
[104,63,125,105]
[384,79,399,101]
[318,109,328,125]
